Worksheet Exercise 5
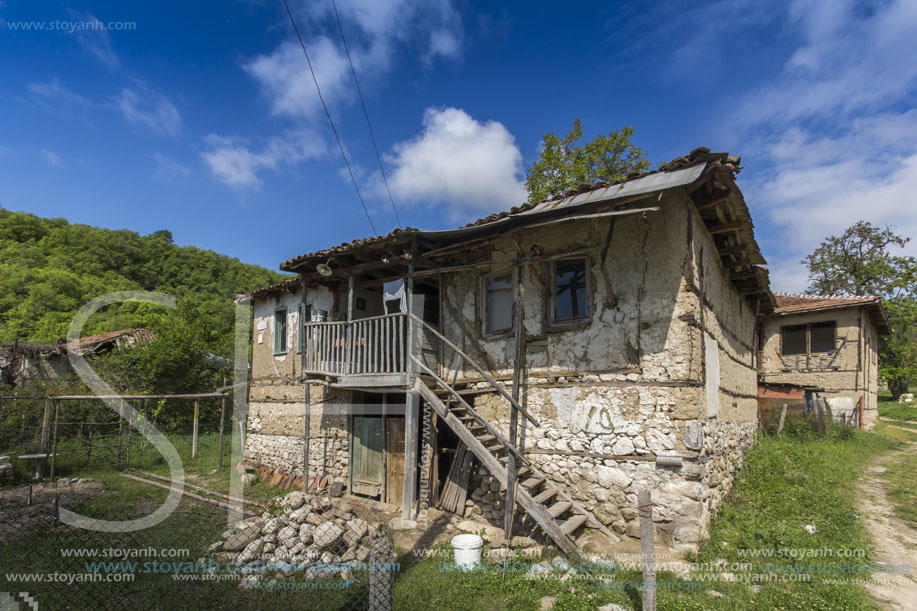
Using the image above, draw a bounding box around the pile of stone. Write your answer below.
[207,490,383,587]
[0,456,12,481]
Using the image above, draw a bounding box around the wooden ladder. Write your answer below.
[414,377,618,560]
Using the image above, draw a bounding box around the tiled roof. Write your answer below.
[773,293,880,313]
[64,328,156,355]
[278,147,740,272]
[772,292,891,334]
[249,277,301,298]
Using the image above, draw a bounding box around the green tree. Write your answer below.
[803,221,917,397]
[524,119,650,203]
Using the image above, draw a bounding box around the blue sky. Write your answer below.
[2,0,915,291]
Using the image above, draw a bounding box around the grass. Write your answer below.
[391,421,898,610]
[2,417,906,610]
[877,393,917,422]
[882,451,917,528]
[874,421,917,442]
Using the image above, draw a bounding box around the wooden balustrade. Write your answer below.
[303,312,407,375]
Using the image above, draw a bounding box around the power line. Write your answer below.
[331,0,402,228]
[282,0,377,236]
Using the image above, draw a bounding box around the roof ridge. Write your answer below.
[774,291,879,300]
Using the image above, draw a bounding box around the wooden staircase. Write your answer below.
[413,373,619,560]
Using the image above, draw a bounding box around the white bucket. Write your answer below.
[451,533,483,570]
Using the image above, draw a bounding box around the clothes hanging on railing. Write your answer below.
[383,279,407,314]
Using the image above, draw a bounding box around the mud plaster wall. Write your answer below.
[246,286,350,482]
[759,306,880,428]
[454,195,758,553]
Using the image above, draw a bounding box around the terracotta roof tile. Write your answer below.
[773,292,880,314]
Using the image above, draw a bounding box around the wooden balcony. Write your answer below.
[303,312,409,388]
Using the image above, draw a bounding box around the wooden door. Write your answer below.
[351,416,383,497]
[385,417,405,507]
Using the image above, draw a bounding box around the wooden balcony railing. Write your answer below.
[303,312,407,376]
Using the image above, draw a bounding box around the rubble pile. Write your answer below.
[207,491,384,587]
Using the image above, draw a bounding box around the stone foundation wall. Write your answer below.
[456,383,757,553]
[245,382,351,484]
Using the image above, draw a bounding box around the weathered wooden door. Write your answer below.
[385,417,405,506]
[351,416,383,497]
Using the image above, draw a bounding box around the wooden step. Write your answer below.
[561,514,587,535]
[548,501,572,518]
[533,486,560,504]
[521,477,544,489]
[478,434,497,444]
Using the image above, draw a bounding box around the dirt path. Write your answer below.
[857,425,917,610]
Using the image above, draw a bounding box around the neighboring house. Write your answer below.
[242,147,774,556]
[0,329,155,388]
[758,293,890,429]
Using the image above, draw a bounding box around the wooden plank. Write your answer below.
[548,501,572,518]
[411,357,529,466]
[417,380,581,559]
[561,514,587,535]
[385,416,405,506]
[534,487,561,504]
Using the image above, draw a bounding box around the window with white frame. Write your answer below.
[484,273,513,334]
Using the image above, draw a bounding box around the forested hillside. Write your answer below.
[0,206,289,394]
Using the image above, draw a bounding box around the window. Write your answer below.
[553,258,588,323]
[781,324,807,355]
[809,321,836,353]
[274,309,287,354]
[781,321,836,355]
[484,273,513,334]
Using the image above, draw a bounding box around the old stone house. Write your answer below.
[758,293,890,429]
[242,147,774,556]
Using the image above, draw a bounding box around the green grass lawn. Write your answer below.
[877,393,917,421]
[393,422,899,610]
[882,451,917,528]
[2,418,905,610]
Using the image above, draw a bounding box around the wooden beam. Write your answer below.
[409,245,601,280]
[505,264,525,538]
[692,190,731,210]
[707,221,744,234]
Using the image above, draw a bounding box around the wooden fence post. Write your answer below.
[48,400,61,482]
[638,489,656,611]
[192,400,199,459]
[777,403,788,435]
[117,398,124,469]
[218,394,227,470]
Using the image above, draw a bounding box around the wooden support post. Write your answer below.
[117,398,124,470]
[777,403,788,435]
[815,398,826,438]
[638,489,656,611]
[125,417,133,469]
[303,383,311,492]
[37,398,52,479]
[347,275,355,374]
[191,400,199,459]
[48,400,61,482]
[218,394,227,470]
[403,262,419,519]
[505,265,525,539]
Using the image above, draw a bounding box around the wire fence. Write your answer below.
[0,393,395,610]
[0,496,395,610]
[0,393,232,483]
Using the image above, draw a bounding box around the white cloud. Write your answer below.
[40,149,64,167]
[201,131,326,188]
[67,10,119,67]
[385,107,525,216]
[244,0,462,119]
[114,87,182,136]
[731,0,917,292]
[28,78,91,107]
[244,37,353,119]
[151,153,191,182]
